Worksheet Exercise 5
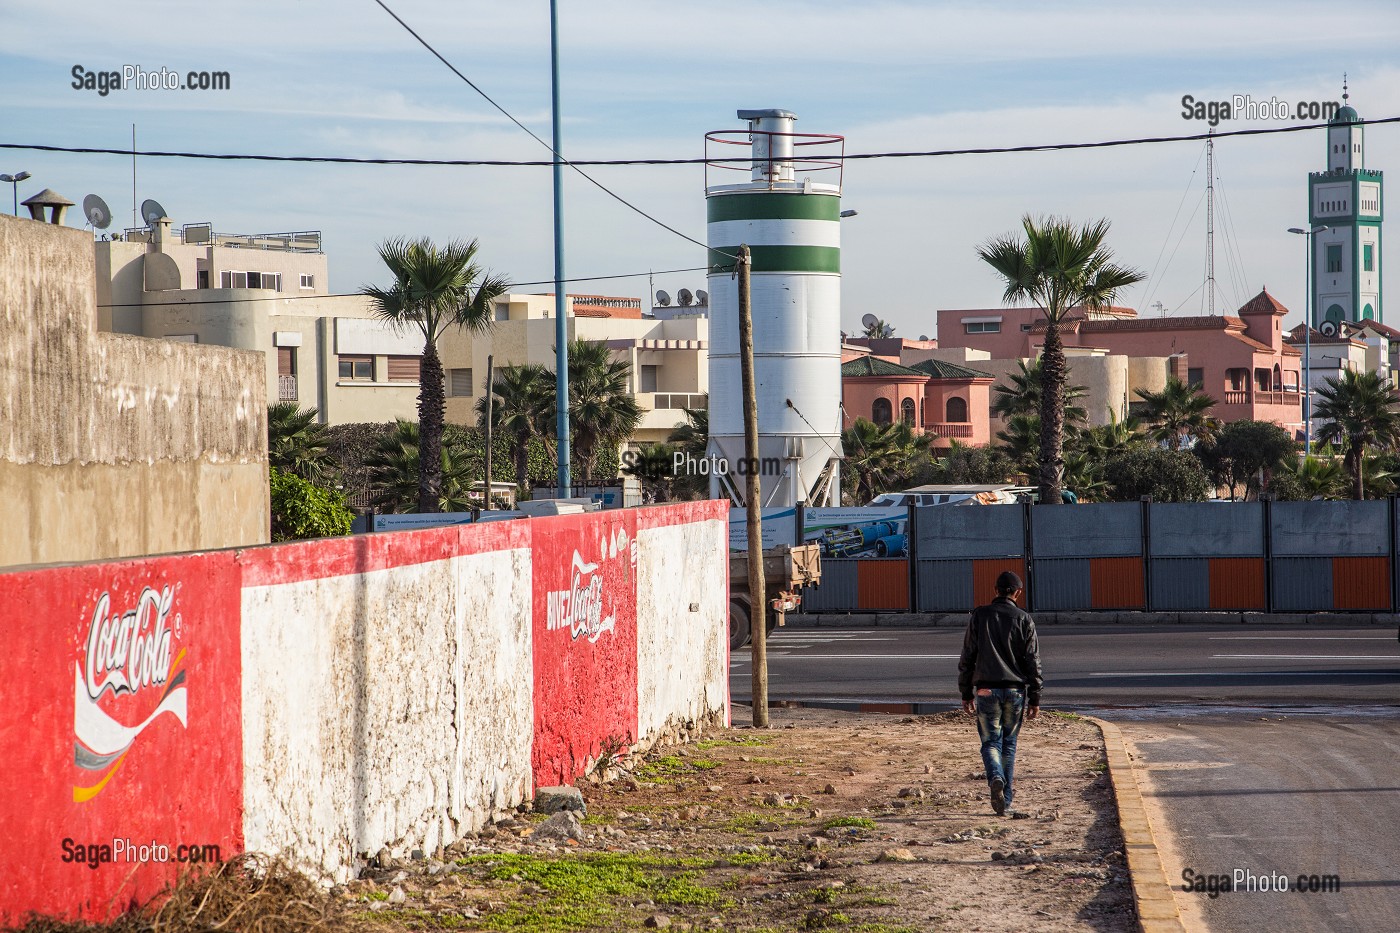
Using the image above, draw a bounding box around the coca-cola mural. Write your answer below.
[532,510,639,786]
[0,553,244,922]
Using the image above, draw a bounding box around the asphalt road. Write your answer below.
[729,623,1400,709]
[731,624,1400,932]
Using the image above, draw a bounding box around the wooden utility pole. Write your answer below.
[483,355,494,511]
[738,245,768,727]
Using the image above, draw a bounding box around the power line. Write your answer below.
[6,116,1395,167]
[370,0,721,258]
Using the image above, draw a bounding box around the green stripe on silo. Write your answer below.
[706,192,840,223]
[707,244,840,274]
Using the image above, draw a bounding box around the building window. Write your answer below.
[1227,368,1248,392]
[963,321,1001,334]
[339,355,373,381]
[1020,323,1032,332]
[1326,245,1342,273]
[220,270,281,290]
[495,305,510,322]
[945,396,968,423]
[449,368,474,397]
[1187,367,1203,388]
[872,398,893,425]
[1364,245,1374,272]
[901,397,916,425]
[640,365,659,393]
[197,269,210,289]
[386,356,421,382]
[299,273,314,289]
[277,347,297,401]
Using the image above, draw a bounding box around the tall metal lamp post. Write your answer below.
[549,0,571,496]
[1288,224,1328,456]
[1,171,31,215]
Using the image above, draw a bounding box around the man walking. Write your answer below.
[958,571,1042,816]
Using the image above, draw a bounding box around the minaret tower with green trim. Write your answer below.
[1308,78,1383,335]
[705,109,845,507]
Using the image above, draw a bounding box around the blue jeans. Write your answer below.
[975,687,1026,810]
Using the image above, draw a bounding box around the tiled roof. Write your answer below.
[840,356,928,378]
[908,359,994,380]
[1236,289,1289,316]
[1348,320,1400,340]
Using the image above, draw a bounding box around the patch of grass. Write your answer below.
[635,755,689,780]
[1086,758,1108,774]
[1044,710,1082,721]
[458,852,733,931]
[695,736,770,750]
[689,758,722,771]
[819,816,876,831]
[363,890,390,902]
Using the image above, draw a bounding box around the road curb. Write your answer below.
[1085,715,1186,933]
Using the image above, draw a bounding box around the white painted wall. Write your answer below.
[240,549,533,881]
[635,517,730,739]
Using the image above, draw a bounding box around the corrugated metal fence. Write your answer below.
[797,499,1399,615]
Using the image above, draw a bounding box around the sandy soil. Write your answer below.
[334,705,1135,932]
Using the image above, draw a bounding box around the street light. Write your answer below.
[1288,224,1328,455]
[0,171,31,215]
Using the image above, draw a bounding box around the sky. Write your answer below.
[2,1,1398,340]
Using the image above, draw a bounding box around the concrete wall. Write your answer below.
[0,214,268,569]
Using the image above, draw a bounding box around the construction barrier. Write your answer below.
[0,501,728,923]
[781,498,1400,616]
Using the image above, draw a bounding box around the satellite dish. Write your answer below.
[655,290,671,307]
[678,288,694,307]
[140,198,169,227]
[861,313,879,329]
[1319,320,1339,337]
[82,194,112,230]
[695,289,709,306]
[919,334,929,341]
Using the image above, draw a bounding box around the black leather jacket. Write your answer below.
[957,596,1043,705]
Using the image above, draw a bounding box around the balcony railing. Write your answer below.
[1223,388,1301,407]
[926,422,974,438]
[278,374,298,402]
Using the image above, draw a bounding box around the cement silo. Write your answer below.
[704,109,845,507]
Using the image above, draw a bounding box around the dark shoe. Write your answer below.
[990,778,1006,815]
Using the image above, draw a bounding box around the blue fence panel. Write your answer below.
[1149,557,1211,610]
[914,506,1024,559]
[800,558,859,612]
[1029,558,1092,610]
[1271,500,1388,556]
[916,559,974,611]
[1032,503,1142,558]
[1149,502,1265,557]
[1271,557,1334,611]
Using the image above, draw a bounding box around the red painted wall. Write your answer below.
[0,552,244,923]
[531,509,640,787]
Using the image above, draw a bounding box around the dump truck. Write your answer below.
[729,543,822,650]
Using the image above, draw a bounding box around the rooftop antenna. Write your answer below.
[131,124,137,228]
[82,194,112,231]
[140,198,168,227]
[1206,127,1216,315]
[1152,300,1165,318]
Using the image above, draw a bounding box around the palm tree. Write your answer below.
[1277,455,1347,500]
[995,414,1042,478]
[364,420,476,513]
[477,363,552,492]
[267,402,334,482]
[1134,377,1220,451]
[1079,411,1147,461]
[668,408,710,499]
[362,238,509,512]
[978,216,1144,504]
[1314,368,1400,499]
[549,339,643,479]
[842,418,929,503]
[991,358,1089,428]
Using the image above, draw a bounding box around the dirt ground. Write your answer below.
[334,706,1133,932]
[13,707,1133,933]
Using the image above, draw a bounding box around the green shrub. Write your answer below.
[269,466,354,541]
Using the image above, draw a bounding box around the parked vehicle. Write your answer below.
[868,484,1033,507]
[729,543,821,650]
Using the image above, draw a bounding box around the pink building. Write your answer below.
[840,355,994,449]
[938,290,1303,432]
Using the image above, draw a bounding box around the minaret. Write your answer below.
[1308,77,1383,334]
